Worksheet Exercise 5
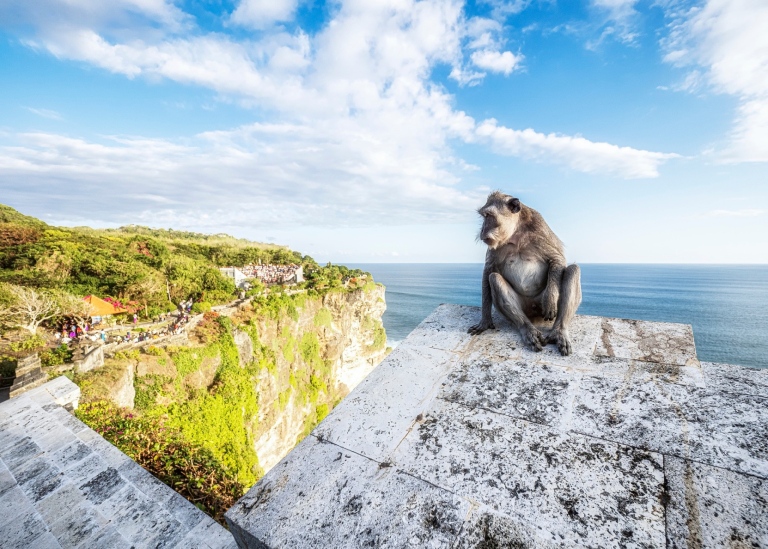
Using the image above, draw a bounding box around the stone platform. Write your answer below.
[226,305,768,548]
[0,376,236,548]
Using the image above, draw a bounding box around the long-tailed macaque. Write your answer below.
[468,191,582,355]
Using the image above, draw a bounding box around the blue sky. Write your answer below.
[0,0,766,263]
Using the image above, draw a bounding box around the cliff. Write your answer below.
[241,286,387,471]
[72,285,388,501]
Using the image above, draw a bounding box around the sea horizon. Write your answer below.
[349,263,768,370]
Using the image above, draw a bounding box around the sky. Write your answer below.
[0,0,766,264]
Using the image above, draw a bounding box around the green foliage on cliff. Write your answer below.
[75,401,244,524]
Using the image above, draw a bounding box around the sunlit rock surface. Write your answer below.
[226,304,768,548]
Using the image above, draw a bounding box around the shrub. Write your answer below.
[191,301,212,314]
[113,349,140,361]
[9,334,47,353]
[75,401,245,524]
[40,344,73,367]
[193,311,224,343]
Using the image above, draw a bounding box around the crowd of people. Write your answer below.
[54,309,194,347]
[240,264,302,285]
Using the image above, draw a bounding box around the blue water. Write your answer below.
[349,264,768,369]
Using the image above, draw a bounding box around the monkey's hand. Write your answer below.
[468,319,494,335]
[541,288,559,321]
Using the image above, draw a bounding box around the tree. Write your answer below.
[57,292,93,328]
[0,283,61,333]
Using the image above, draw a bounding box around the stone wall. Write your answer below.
[8,353,47,398]
[226,305,768,548]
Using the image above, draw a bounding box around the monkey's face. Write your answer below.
[477,193,521,249]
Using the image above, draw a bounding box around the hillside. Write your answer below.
[0,203,364,318]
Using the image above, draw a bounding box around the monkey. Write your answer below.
[467,191,582,356]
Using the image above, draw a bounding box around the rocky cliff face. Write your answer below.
[242,286,388,471]
[73,285,388,482]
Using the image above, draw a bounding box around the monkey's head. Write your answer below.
[477,191,522,249]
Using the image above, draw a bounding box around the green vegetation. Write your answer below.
[76,401,243,523]
[0,203,370,334]
[0,204,388,525]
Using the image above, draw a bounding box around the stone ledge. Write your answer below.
[0,377,237,549]
[227,304,768,548]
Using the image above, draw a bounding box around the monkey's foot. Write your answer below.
[521,326,544,352]
[468,320,495,335]
[546,328,572,356]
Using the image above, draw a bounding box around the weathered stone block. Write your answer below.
[393,400,666,547]
[226,435,470,549]
[665,456,768,548]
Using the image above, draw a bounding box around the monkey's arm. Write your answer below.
[541,258,565,321]
[468,259,495,334]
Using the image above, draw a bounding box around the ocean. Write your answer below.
[349,264,768,369]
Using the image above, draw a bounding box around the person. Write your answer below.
[100,330,106,342]
[133,313,138,325]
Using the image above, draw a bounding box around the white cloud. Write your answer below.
[23,107,63,120]
[230,0,299,30]
[662,0,768,162]
[470,49,523,75]
[476,118,679,178]
[0,0,682,233]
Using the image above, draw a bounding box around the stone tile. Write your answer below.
[403,304,476,352]
[0,425,27,455]
[39,376,80,409]
[0,485,32,527]
[571,374,768,478]
[51,440,93,471]
[226,435,471,549]
[75,525,132,549]
[47,407,90,434]
[115,497,184,549]
[0,466,16,498]
[66,453,108,487]
[0,436,43,473]
[314,343,457,462]
[665,456,768,549]
[84,436,129,469]
[439,358,577,428]
[0,506,50,548]
[79,467,124,505]
[596,357,705,388]
[179,514,237,549]
[165,491,205,530]
[35,482,86,524]
[392,400,666,547]
[98,484,149,521]
[36,427,79,453]
[74,426,101,443]
[14,458,65,503]
[117,459,174,506]
[453,506,561,549]
[702,361,768,398]
[595,317,699,366]
[28,531,63,548]
[48,503,108,548]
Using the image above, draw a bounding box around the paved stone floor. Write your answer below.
[0,376,237,549]
[227,304,768,548]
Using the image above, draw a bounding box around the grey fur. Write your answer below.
[468,191,582,355]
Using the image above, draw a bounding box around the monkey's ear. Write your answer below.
[508,198,521,213]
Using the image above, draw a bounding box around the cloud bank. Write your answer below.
[0,0,680,230]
